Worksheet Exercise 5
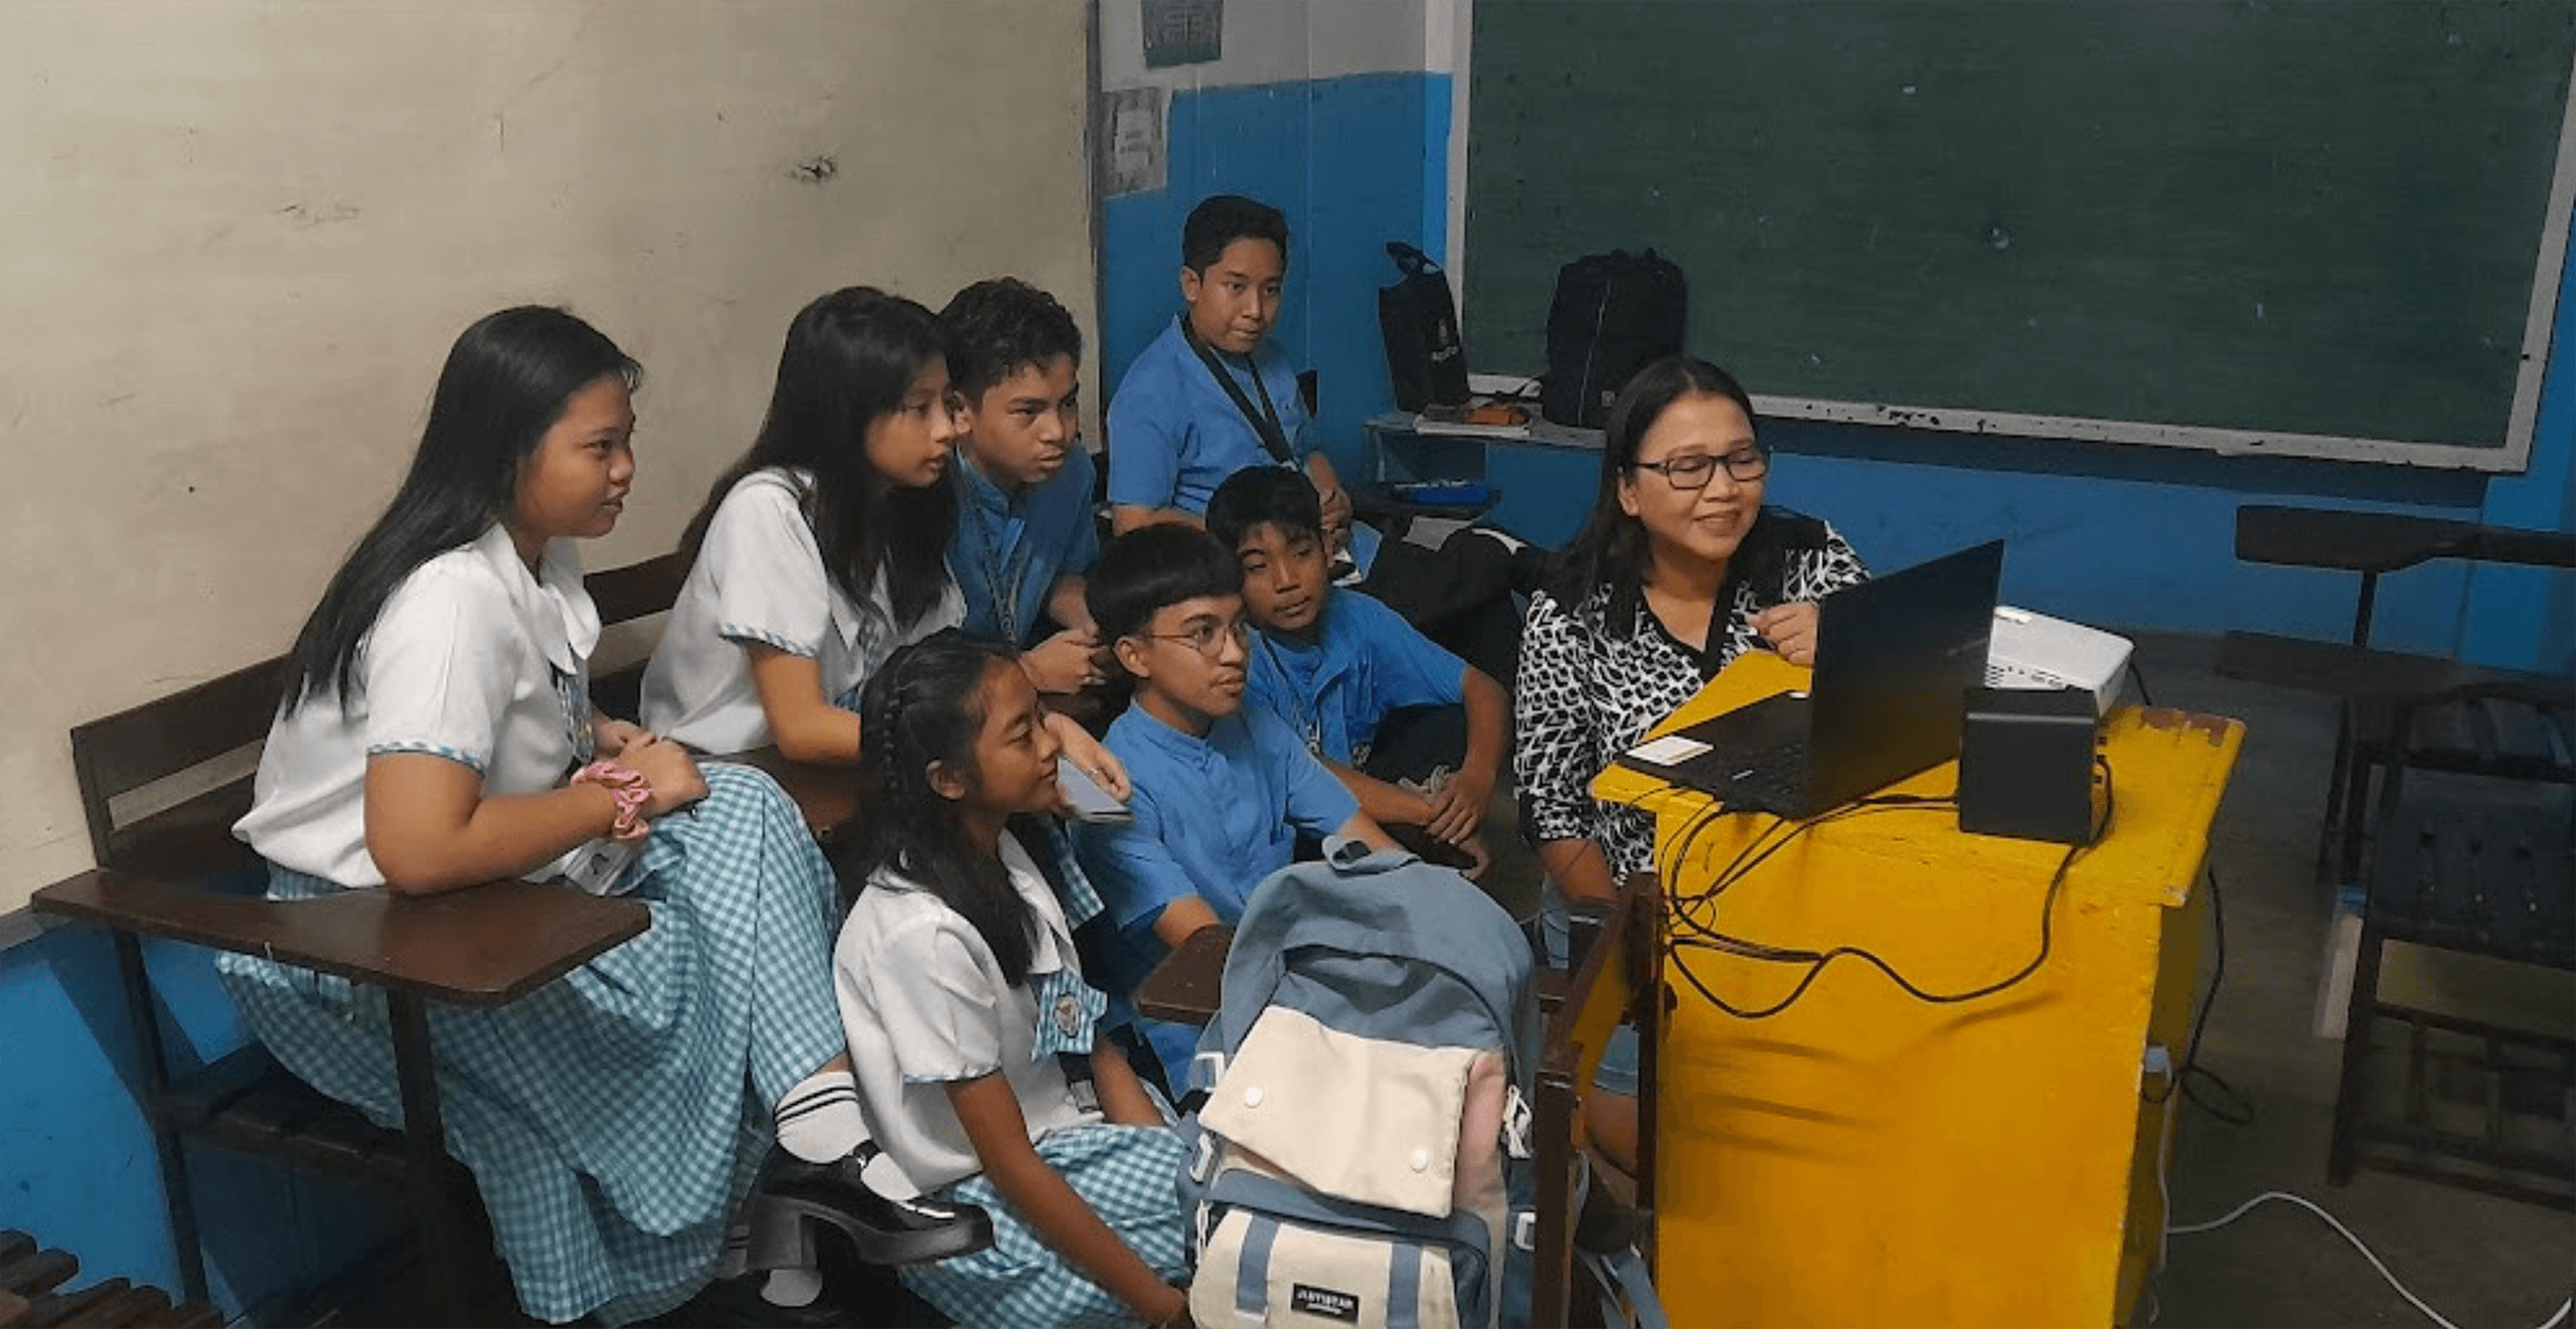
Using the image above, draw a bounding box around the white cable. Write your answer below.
[2170,1189,2574,1329]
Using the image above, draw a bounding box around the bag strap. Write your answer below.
[1180,318,1294,465]
[1579,1246,1671,1329]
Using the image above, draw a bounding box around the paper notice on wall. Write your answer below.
[1104,85,1167,197]
[1142,0,1221,69]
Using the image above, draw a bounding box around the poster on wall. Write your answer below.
[1103,86,1167,196]
[1142,0,1221,68]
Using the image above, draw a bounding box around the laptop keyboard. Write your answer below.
[1697,734,1811,812]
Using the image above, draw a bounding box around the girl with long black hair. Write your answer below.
[642,286,1126,798]
[225,306,923,1324]
[829,632,1191,1328]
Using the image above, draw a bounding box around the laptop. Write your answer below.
[1618,540,2005,818]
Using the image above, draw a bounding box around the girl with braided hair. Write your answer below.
[828,631,1193,1329]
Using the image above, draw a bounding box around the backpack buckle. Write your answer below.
[1191,1128,1219,1184]
[1504,1084,1534,1159]
[1191,1050,1228,1092]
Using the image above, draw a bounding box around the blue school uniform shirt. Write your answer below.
[946,446,1101,646]
[1106,316,1315,517]
[1244,589,1468,767]
[1073,701,1359,1084]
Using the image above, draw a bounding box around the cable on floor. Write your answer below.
[2168,1189,2572,1329]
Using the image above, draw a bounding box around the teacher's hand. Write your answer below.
[1751,601,1823,668]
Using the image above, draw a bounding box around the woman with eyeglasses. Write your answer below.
[1512,355,1867,1172]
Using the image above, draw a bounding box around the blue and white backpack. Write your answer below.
[1176,842,1541,1328]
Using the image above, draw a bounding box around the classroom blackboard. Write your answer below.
[1464,1,2576,469]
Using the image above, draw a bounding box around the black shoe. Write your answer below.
[747,1142,994,1270]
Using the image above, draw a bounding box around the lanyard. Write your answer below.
[1256,634,1325,757]
[1181,318,1294,465]
[552,665,596,767]
[965,491,1036,645]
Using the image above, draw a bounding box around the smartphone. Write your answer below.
[1056,755,1133,824]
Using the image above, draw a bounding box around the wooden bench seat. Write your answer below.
[25,554,689,1327]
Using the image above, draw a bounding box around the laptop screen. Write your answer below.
[1803,539,2006,809]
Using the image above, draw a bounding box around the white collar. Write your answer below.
[467,523,600,675]
[999,833,1077,975]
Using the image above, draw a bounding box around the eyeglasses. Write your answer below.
[1631,449,1770,489]
[1146,615,1253,658]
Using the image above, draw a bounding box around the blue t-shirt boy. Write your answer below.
[1243,588,1467,766]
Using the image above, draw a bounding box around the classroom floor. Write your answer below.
[2103,632,2573,1329]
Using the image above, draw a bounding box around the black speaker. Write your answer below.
[1958,686,2101,845]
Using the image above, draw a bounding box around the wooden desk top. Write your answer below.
[1592,651,2243,912]
[2235,504,2576,576]
[1598,651,2244,1329]
[1134,924,1233,1027]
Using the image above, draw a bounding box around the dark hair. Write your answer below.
[682,287,955,631]
[848,631,1040,986]
[1546,355,1826,635]
[939,277,1083,403]
[1085,525,1243,643]
[1205,465,1322,552]
[282,306,638,711]
[1182,194,1290,274]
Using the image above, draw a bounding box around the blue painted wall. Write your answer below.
[1101,73,1452,489]
[1,922,392,1320]
[1099,67,2573,672]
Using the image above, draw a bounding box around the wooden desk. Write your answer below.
[1134,925,1233,1026]
[2231,504,2576,646]
[1594,652,2242,1329]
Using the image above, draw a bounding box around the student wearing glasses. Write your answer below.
[1071,525,1396,1091]
[1514,356,1867,1172]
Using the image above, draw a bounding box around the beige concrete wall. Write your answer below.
[0,1,1094,913]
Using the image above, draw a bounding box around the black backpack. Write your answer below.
[1540,249,1688,428]
[1377,242,1472,412]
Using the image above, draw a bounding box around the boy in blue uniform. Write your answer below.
[1104,195,1368,564]
[940,278,1105,696]
[1206,466,1511,872]
[1072,525,1395,1088]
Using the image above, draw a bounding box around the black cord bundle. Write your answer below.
[1659,757,2114,1020]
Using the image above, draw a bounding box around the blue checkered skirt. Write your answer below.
[900,1123,1192,1328]
[217,764,847,1325]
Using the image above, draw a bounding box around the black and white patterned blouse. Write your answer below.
[1513,516,1868,881]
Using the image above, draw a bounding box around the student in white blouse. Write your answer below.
[642,286,1126,795]
[222,308,960,1324]
[833,634,1190,1329]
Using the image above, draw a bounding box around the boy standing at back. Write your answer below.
[1073,524,1396,1088]
[1207,467,1511,870]
[940,277,1106,695]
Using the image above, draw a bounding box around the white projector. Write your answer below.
[1984,605,2134,715]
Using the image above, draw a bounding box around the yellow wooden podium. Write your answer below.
[1592,653,2242,1328]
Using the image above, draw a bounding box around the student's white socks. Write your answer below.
[758,1068,868,1308]
[772,1067,868,1163]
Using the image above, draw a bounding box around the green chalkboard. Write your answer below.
[1464,1,2576,467]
